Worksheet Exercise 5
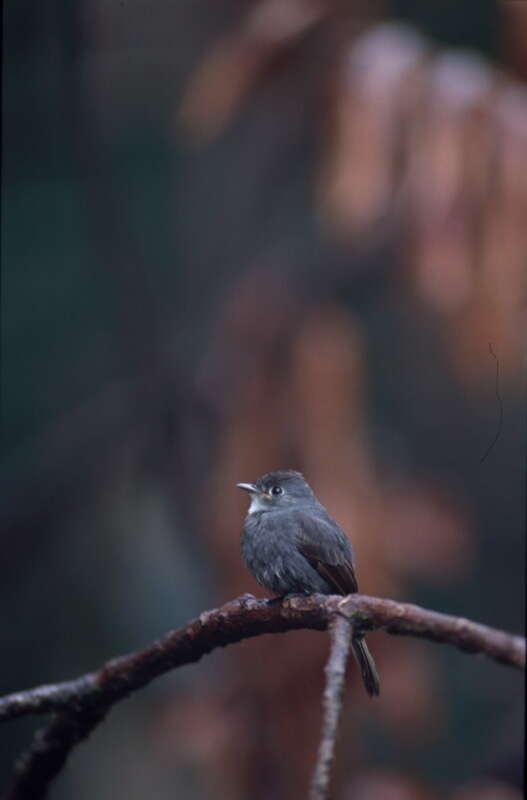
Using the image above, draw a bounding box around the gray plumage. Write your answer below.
[238,470,380,697]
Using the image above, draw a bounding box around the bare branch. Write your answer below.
[1,594,523,726]
[1,594,524,799]
[4,710,106,800]
[310,613,352,800]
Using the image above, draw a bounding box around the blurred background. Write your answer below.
[2,1,525,798]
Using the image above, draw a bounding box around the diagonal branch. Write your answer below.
[1,594,524,799]
[4,710,106,800]
[310,613,352,800]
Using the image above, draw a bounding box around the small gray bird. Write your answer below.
[237,470,379,696]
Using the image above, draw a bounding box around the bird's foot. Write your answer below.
[264,593,305,606]
[265,595,285,605]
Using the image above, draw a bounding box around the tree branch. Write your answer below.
[310,613,352,800]
[1,594,524,799]
[1,593,523,726]
[4,710,106,800]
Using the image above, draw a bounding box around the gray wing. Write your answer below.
[292,510,359,595]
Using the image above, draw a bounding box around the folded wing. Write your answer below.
[293,510,358,595]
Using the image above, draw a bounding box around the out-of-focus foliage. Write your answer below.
[2,1,525,799]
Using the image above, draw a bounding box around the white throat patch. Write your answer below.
[248,494,268,514]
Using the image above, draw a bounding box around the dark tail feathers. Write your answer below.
[351,638,380,697]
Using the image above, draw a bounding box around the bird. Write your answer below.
[237,469,379,697]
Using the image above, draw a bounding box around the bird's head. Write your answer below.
[237,470,314,514]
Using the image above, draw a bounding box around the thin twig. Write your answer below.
[1,594,524,799]
[310,614,352,800]
[480,342,503,463]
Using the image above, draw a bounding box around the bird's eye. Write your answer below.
[271,486,283,496]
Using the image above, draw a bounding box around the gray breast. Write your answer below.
[241,511,331,595]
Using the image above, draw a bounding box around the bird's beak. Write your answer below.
[236,482,258,494]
